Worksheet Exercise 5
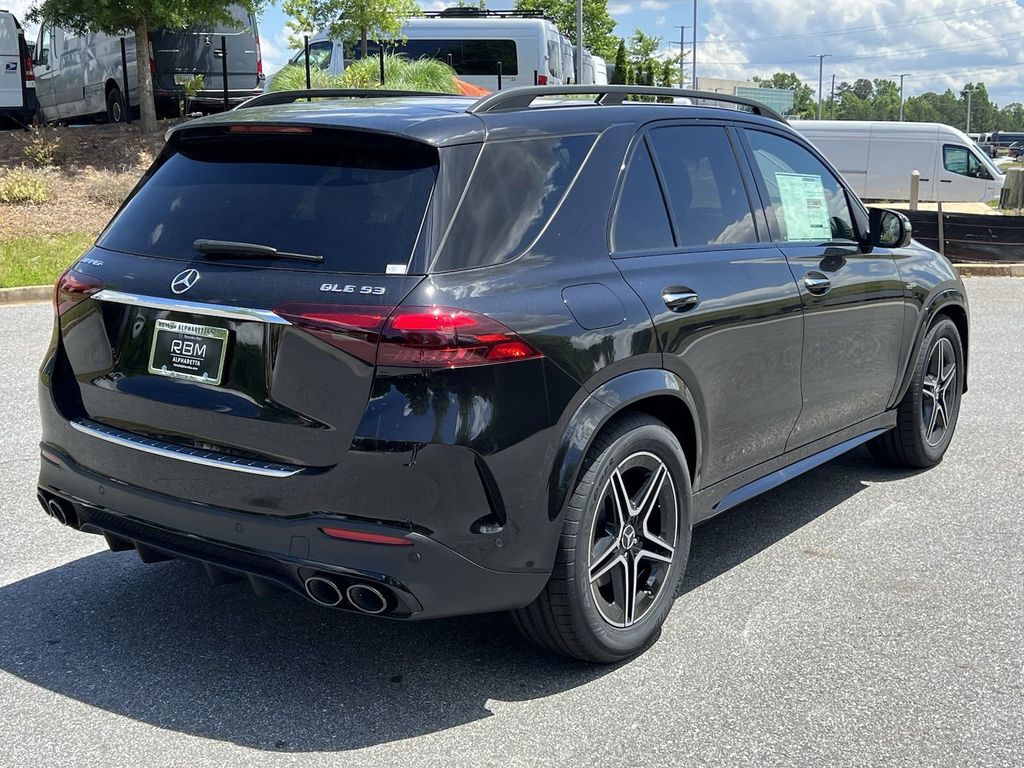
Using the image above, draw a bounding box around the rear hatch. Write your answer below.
[0,12,22,109]
[151,5,260,94]
[54,125,438,497]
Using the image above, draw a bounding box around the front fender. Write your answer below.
[891,283,970,407]
[546,369,701,521]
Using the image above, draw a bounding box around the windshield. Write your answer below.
[98,132,438,274]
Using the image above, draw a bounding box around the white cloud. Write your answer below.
[608,3,634,16]
[640,0,669,9]
[655,16,667,27]
[697,0,1024,102]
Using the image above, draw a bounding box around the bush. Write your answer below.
[23,128,61,167]
[80,168,139,207]
[0,168,50,204]
[268,65,344,92]
[340,55,459,94]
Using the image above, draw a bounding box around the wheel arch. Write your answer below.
[104,78,121,97]
[547,369,703,522]
[893,287,970,405]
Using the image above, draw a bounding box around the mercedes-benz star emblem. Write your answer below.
[171,269,200,295]
[621,524,637,551]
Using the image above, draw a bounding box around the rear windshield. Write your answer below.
[98,132,438,274]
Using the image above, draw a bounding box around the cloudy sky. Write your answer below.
[9,0,1024,104]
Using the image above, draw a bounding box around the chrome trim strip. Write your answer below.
[92,290,290,325]
[70,420,302,478]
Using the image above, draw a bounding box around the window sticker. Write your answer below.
[775,172,833,241]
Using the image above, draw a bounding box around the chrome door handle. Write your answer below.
[662,288,700,312]
[803,272,831,295]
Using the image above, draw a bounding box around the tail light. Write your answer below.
[537,74,548,85]
[254,28,264,78]
[23,51,34,82]
[54,268,103,315]
[274,304,543,368]
[148,33,156,75]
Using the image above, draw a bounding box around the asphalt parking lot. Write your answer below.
[0,278,1021,767]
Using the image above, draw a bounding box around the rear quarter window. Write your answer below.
[432,134,595,271]
[98,131,438,274]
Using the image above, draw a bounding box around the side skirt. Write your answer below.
[693,412,897,523]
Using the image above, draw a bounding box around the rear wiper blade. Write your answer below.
[193,239,324,263]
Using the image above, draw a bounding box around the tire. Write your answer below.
[868,317,964,468]
[513,413,692,663]
[106,86,125,124]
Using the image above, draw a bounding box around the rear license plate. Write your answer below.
[148,319,229,385]
[173,74,195,85]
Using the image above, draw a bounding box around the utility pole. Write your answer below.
[575,0,583,84]
[897,73,911,121]
[830,73,835,119]
[811,53,831,119]
[965,86,974,134]
[691,0,697,90]
[674,25,688,86]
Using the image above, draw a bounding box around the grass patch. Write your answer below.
[0,232,96,288]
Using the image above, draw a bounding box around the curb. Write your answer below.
[0,285,52,305]
[954,263,1024,277]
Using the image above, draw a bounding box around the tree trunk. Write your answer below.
[133,16,157,133]
[360,30,368,60]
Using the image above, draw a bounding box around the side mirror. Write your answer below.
[868,208,912,249]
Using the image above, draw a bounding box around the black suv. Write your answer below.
[38,86,968,662]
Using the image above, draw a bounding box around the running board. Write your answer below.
[712,428,889,515]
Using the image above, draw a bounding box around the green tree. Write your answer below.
[29,0,253,133]
[871,78,900,121]
[627,28,660,68]
[999,102,1024,131]
[753,71,815,118]
[284,0,420,60]
[514,0,617,59]
[961,82,996,132]
[659,57,676,88]
[610,37,627,84]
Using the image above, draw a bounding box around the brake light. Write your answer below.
[320,526,413,546]
[148,33,156,75]
[379,306,542,367]
[537,74,548,85]
[54,268,103,315]
[254,28,263,78]
[23,51,34,82]
[273,304,543,368]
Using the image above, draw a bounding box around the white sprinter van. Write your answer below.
[278,10,572,91]
[792,120,1005,202]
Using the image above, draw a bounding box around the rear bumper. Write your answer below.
[38,445,550,619]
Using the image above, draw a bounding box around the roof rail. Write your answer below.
[467,85,788,123]
[235,89,448,110]
[421,8,553,20]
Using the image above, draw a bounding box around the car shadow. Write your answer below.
[0,447,916,752]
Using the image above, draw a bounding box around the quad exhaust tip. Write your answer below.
[304,575,344,608]
[346,583,388,615]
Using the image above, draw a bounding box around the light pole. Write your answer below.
[691,0,697,90]
[897,73,911,121]
[576,0,583,84]
[965,86,974,134]
[811,53,831,119]
[673,25,688,87]
[830,73,835,119]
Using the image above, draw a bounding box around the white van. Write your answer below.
[283,11,575,91]
[792,120,1005,203]
[592,55,607,86]
[1,10,36,126]
[33,6,263,123]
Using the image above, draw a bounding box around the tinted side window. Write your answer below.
[648,126,757,247]
[433,134,594,270]
[363,39,518,76]
[746,130,856,243]
[612,142,674,253]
